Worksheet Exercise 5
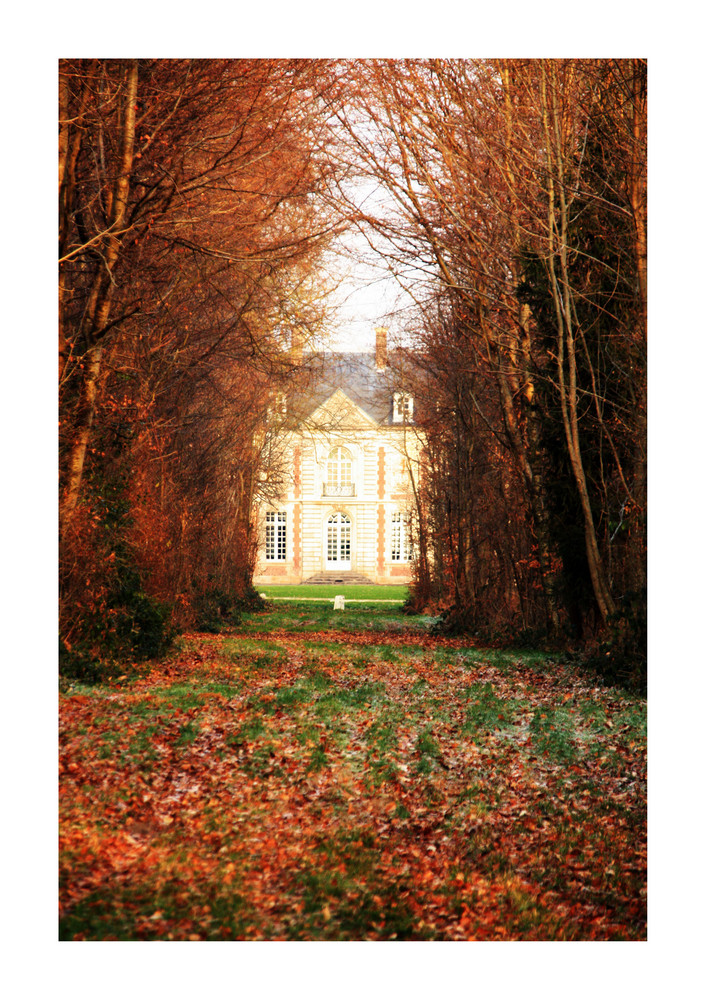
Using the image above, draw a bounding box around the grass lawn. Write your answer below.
[239,601,435,635]
[59,605,646,941]
[256,584,409,601]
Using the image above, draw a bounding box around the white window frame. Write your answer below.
[324,445,355,497]
[326,511,352,568]
[391,511,413,562]
[392,392,414,423]
[265,510,287,561]
[327,446,352,486]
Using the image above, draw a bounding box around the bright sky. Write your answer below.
[325,177,418,352]
[328,260,404,351]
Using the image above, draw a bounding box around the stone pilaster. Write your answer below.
[293,502,301,575]
[377,503,385,577]
[293,444,301,499]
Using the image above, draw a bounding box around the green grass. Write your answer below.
[286,828,424,940]
[529,707,579,763]
[60,621,646,942]
[255,584,409,601]
[463,682,521,736]
[237,601,427,635]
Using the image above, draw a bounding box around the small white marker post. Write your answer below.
[333,595,345,610]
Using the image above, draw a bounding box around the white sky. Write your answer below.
[328,258,405,351]
[325,177,422,351]
[324,174,403,351]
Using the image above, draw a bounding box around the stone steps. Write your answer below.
[302,571,376,585]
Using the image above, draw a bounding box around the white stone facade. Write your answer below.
[253,334,423,587]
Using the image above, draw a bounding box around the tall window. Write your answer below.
[327,446,352,486]
[391,511,413,562]
[327,512,351,564]
[265,511,287,561]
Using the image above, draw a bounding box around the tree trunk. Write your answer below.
[61,60,138,525]
[485,317,562,636]
[626,59,647,590]
[540,61,616,623]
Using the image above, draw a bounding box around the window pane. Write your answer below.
[341,516,350,559]
[327,515,337,561]
[391,511,412,562]
[328,447,352,486]
[278,512,286,559]
[265,511,286,560]
[404,514,413,561]
[391,511,401,560]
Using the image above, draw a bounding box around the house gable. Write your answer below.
[304,387,379,433]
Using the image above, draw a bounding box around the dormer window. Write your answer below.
[392,392,413,423]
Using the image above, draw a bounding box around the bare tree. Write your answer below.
[59,59,346,645]
[332,58,646,635]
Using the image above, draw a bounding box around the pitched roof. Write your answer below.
[288,351,398,425]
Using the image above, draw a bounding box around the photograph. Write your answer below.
[57,54,647,951]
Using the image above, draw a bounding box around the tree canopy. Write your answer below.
[59,58,646,686]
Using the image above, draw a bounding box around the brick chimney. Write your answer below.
[290,328,304,364]
[375,327,388,371]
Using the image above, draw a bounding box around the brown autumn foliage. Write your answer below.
[336,59,646,666]
[59,59,646,687]
[59,59,345,655]
[59,616,647,941]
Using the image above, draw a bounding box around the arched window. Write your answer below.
[325,446,354,496]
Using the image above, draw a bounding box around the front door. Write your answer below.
[326,512,351,571]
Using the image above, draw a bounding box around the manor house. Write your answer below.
[253,328,423,586]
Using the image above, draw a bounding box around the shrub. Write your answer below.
[59,639,112,685]
[193,587,265,633]
[60,455,177,682]
[59,583,175,684]
[59,526,175,683]
[430,605,554,652]
[583,589,646,695]
[111,588,174,659]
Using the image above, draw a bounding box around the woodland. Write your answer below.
[59,59,647,941]
[59,58,647,688]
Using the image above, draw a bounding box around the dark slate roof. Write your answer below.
[288,351,399,425]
